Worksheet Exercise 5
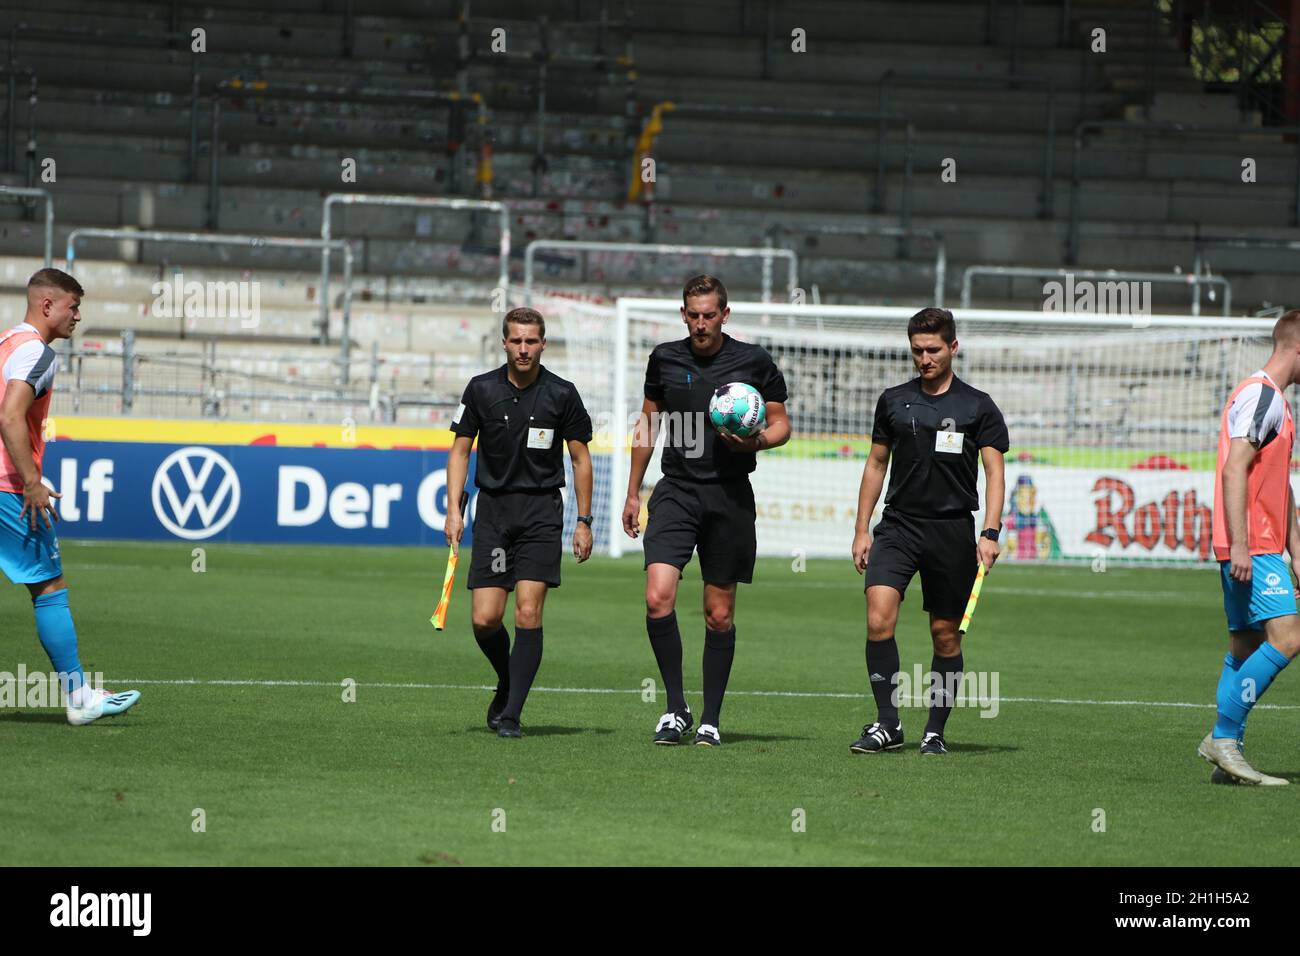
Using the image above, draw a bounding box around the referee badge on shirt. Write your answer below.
[527,427,554,449]
[935,430,964,454]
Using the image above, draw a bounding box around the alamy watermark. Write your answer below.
[629,409,708,458]
[0,666,105,708]
[1042,274,1151,320]
[151,271,261,329]
[49,885,151,936]
[875,666,1000,718]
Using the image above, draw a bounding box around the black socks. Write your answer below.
[648,615,736,728]
[501,627,543,722]
[924,652,964,736]
[646,612,687,714]
[474,624,511,710]
[867,636,901,727]
[701,627,736,727]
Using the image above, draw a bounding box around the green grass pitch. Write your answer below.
[1,540,1297,866]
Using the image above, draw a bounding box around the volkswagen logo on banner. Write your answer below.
[151,447,241,540]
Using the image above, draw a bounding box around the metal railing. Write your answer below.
[1191,234,1300,295]
[208,80,491,229]
[523,240,798,305]
[52,334,472,423]
[320,193,510,341]
[766,223,947,306]
[1067,119,1300,263]
[0,184,51,265]
[960,265,1232,315]
[64,227,355,374]
[878,69,1057,218]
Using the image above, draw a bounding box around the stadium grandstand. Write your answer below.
[7,0,1300,890]
[0,0,1295,428]
[0,0,1293,568]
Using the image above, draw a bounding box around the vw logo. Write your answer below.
[151,447,241,540]
[1266,572,1282,587]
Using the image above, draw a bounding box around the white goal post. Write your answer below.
[539,295,1280,567]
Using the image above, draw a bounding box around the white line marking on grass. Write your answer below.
[109,678,1300,711]
[759,580,1211,601]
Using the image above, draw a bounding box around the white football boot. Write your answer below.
[67,687,142,726]
[1198,733,1288,786]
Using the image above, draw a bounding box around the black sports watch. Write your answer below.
[576,514,594,527]
[980,527,1001,542]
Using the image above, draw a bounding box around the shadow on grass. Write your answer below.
[469,725,616,737]
[726,732,813,743]
[520,725,616,737]
[0,712,69,724]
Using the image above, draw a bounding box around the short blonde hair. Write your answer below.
[1272,310,1300,348]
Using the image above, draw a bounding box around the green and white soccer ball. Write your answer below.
[708,382,766,438]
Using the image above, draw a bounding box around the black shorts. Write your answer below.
[865,509,977,619]
[467,490,563,591]
[642,476,756,585]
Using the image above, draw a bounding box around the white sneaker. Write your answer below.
[67,688,141,726]
[1198,732,1288,786]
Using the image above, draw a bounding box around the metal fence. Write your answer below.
[320,193,509,341]
[49,333,477,425]
[523,239,798,305]
[961,265,1232,315]
[65,226,357,373]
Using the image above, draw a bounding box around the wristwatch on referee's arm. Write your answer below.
[980,526,1001,542]
[577,515,594,527]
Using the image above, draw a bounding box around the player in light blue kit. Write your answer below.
[0,269,140,725]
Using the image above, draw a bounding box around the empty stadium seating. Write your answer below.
[0,0,1294,422]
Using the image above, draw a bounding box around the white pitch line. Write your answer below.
[108,677,1300,711]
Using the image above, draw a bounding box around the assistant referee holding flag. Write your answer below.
[851,308,1008,755]
[622,275,791,747]
[445,307,594,739]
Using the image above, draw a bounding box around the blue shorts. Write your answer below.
[0,491,62,585]
[1219,553,1298,631]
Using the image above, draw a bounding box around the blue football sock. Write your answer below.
[1214,654,1247,740]
[1215,643,1289,739]
[32,589,85,695]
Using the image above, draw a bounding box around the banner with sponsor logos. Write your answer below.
[39,418,607,548]
[623,457,1276,564]
[998,465,1222,563]
[35,419,1288,562]
[43,441,475,545]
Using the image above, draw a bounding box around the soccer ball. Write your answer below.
[708,382,766,438]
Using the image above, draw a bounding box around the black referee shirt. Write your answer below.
[644,333,788,482]
[871,375,1009,517]
[452,365,593,493]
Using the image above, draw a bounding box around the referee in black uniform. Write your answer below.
[621,275,791,747]
[445,307,594,739]
[850,308,1007,755]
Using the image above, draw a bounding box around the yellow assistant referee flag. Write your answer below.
[432,491,470,631]
[958,562,986,635]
